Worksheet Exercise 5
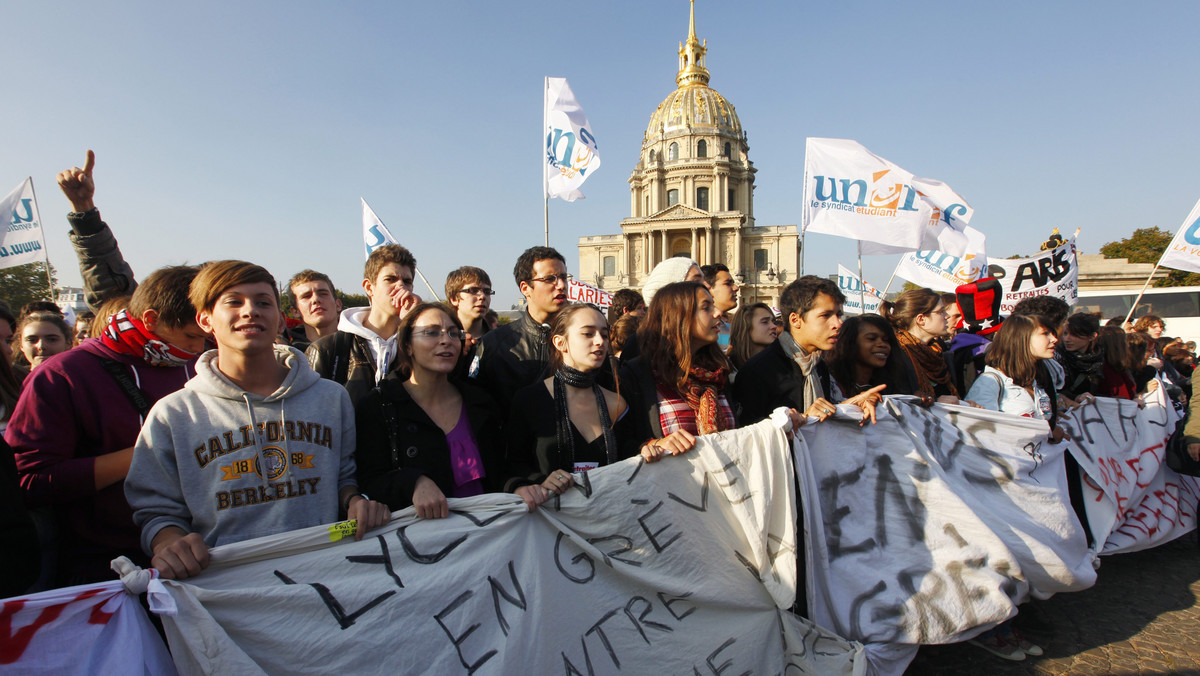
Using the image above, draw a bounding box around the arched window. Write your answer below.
[648,149,656,163]
[697,140,707,158]
[667,189,679,206]
[696,187,709,211]
[669,143,679,160]
[723,142,731,157]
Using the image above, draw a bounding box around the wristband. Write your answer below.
[342,492,368,515]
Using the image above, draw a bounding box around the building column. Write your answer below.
[690,228,698,261]
[734,224,742,276]
[661,229,669,261]
[643,232,650,273]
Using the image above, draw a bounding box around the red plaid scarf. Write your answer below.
[100,309,199,367]
[658,366,733,435]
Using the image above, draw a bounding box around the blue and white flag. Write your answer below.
[361,198,398,260]
[804,138,974,256]
[894,225,989,293]
[837,264,883,314]
[0,177,48,270]
[544,77,601,202]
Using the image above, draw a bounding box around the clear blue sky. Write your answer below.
[4,1,1198,308]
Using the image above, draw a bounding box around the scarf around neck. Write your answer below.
[896,329,956,399]
[553,364,618,468]
[778,332,825,411]
[680,364,730,435]
[101,309,199,367]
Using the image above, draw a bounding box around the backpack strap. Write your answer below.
[98,358,152,420]
[331,331,353,385]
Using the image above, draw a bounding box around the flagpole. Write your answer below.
[27,178,53,299]
[543,77,550,247]
[799,226,806,276]
[1122,261,1163,328]
[881,258,902,298]
[856,241,865,311]
[414,268,442,303]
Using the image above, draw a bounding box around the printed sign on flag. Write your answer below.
[894,226,989,293]
[0,178,48,270]
[991,236,1079,315]
[1156,196,1200,274]
[362,198,398,260]
[836,264,883,314]
[803,138,974,256]
[544,77,601,202]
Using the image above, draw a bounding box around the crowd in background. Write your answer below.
[1,151,1198,667]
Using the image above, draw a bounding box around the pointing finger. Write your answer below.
[83,149,95,176]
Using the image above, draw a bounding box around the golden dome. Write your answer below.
[643,1,742,145]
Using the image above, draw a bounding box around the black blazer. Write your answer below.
[355,374,505,511]
[731,340,831,425]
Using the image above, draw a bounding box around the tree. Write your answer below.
[338,291,369,308]
[0,261,58,312]
[1099,226,1200,287]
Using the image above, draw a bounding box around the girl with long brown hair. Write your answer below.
[621,281,728,461]
[727,302,778,371]
[882,288,959,404]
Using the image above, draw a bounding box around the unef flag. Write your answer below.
[836,264,882,314]
[362,198,398,260]
[1157,196,1200,273]
[0,177,48,270]
[894,225,989,293]
[803,138,974,256]
[544,77,601,202]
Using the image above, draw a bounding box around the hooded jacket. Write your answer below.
[306,307,398,408]
[126,345,357,554]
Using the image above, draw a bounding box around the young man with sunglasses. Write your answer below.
[444,266,495,352]
[472,246,569,405]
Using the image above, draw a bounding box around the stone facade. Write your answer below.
[577,1,799,307]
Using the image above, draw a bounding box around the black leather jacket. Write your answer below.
[471,311,551,406]
[306,331,385,410]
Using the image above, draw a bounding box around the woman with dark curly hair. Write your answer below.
[824,314,914,401]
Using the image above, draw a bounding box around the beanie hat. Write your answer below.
[643,257,699,306]
[956,277,1004,336]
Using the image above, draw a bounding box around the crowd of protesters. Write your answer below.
[2,151,1199,666]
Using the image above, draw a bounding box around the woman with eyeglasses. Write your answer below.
[882,288,961,404]
[355,302,505,518]
[503,303,655,508]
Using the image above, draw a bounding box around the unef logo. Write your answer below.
[546,123,599,180]
[914,250,986,284]
[219,447,315,481]
[365,225,389,256]
[10,199,34,225]
[1184,215,1200,246]
[813,170,967,227]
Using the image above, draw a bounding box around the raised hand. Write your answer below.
[57,149,96,213]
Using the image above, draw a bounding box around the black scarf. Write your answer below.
[1055,346,1103,399]
[553,365,617,469]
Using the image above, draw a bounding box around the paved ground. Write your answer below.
[906,533,1200,675]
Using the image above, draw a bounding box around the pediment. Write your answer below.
[647,203,711,220]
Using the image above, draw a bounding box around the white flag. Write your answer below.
[1156,196,1200,273]
[991,235,1079,314]
[0,177,48,270]
[836,264,883,314]
[362,198,398,260]
[803,138,974,255]
[894,225,989,292]
[544,77,601,202]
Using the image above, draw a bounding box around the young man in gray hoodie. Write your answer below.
[125,260,390,580]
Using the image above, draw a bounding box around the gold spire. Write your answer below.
[676,0,710,87]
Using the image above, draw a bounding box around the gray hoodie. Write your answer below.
[126,345,357,554]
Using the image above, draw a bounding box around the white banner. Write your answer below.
[1057,384,1200,554]
[1157,196,1200,273]
[795,397,1097,661]
[361,198,398,260]
[894,226,989,293]
[567,279,613,310]
[149,419,865,675]
[837,264,882,314]
[803,138,974,256]
[0,576,176,675]
[0,178,48,270]
[544,77,601,202]
[990,236,1079,315]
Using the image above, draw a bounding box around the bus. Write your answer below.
[1074,286,1200,343]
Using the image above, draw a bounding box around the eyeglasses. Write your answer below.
[528,273,572,286]
[413,327,466,341]
[458,286,496,297]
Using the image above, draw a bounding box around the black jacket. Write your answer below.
[355,374,505,511]
[731,340,831,425]
[306,330,385,409]
[618,356,666,440]
[472,311,551,406]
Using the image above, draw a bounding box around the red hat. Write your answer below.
[955,278,1004,336]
